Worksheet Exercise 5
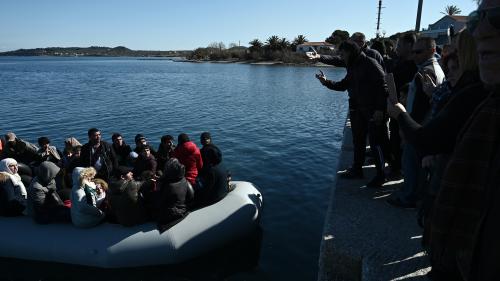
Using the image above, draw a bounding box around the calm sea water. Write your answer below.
[0,57,347,281]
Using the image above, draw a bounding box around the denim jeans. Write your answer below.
[397,143,422,203]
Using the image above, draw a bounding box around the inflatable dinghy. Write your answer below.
[0,181,262,268]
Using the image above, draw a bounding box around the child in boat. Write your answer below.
[70,167,105,228]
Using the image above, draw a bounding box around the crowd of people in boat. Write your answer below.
[309,1,499,279]
[0,129,230,232]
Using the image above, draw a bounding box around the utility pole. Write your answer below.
[415,0,423,32]
[376,0,383,38]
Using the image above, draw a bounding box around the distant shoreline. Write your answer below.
[0,46,192,57]
[176,58,336,68]
[0,55,336,68]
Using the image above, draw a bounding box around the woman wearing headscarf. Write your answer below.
[0,158,27,216]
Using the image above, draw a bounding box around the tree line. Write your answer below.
[188,35,313,63]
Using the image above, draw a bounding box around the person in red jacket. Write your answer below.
[173,133,203,185]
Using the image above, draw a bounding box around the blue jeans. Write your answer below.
[397,143,421,203]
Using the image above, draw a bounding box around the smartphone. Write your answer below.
[316,69,325,79]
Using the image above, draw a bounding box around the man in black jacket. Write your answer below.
[80,128,117,181]
[385,32,418,178]
[316,40,389,187]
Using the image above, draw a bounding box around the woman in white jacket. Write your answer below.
[0,158,27,215]
[71,167,105,228]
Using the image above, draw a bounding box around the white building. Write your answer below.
[420,15,468,46]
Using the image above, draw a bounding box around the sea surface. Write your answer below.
[0,56,348,281]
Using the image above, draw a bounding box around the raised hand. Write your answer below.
[315,69,328,85]
[306,49,321,60]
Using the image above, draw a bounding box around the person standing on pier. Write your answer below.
[315,40,389,187]
[427,0,500,279]
[308,32,384,69]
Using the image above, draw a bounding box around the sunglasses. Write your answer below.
[467,6,500,33]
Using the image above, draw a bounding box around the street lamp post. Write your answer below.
[415,0,423,32]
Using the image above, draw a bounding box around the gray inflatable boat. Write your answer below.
[0,181,263,268]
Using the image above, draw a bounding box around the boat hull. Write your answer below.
[0,181,263,268]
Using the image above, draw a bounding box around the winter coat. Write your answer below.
[27,161,69,224]
[194,144,226,207]
[429,89,500,279]
[133,154,157,179]
[108,179,149,227]
[112,143,132,166]
[156,178,191,231]
[195,163,229,207]
[323,52,388,113]
[173,141,203,185]
[386,58,418,94]
[80,141,117,180]
[320,47,385,70]
[0,158,27,209]
[0,173,25,216]
[157,144,175,172]
[70,167,105,228]
[1,138,38,165]
[398,70,488,156]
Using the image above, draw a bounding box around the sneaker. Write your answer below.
[386,197,416,209]
[339,167,364,179]
[366,175,387,188]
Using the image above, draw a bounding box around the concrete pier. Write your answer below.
[317,120,430,281]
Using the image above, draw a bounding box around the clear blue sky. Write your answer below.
[0,0,479,52]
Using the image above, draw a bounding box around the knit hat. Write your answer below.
[135,134,146,143]
[200,132,211,140]
[5,132,16,142]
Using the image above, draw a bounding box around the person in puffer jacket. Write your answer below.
[173,133,203,185]
[70,167,105,228]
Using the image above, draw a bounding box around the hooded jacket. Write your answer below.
[195,145,228,207]
[173,141,203,185]
[0,158,27,206]
[27,161,66,223]
[155,158,192,231]
[70,167,105,228]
